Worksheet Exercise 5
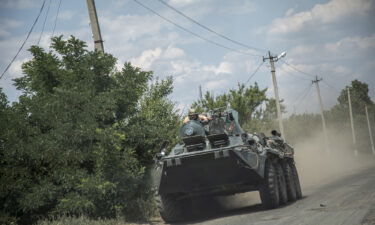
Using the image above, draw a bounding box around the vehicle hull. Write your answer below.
[154,147,265,197]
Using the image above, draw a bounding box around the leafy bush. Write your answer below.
[0,36,179,224]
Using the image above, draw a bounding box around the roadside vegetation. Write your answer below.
[1,36,374,225]
[0,36,179,225]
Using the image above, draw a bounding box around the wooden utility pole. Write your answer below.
[86,0,104,52]
[347,87,358,156]
[199,85,203,101]
[264,51,285,137]
[365,105,375,154]
[312,76,330,155]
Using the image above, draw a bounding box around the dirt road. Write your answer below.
[164,163,375,225]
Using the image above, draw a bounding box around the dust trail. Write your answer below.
[216,128,375,210]
[294,128,375,189]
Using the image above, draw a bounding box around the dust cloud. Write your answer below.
[215,128,375,210]
[294,128,374,189]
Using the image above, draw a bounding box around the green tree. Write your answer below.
[0,36,179,224]
[247,98,285,133]
[191,83,267,125]
[337,79,374,115]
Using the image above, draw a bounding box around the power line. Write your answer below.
[38,0,51,45]
[322,80,340,93]
[0,0,47,81]
[278,65,311,81]
[156,0,267,54]
[290,83,312,106]
[294,84,313,112]
[132,0,262,57]
[51,0,62,38]
[281,59,315,78]
[245,61,264,84]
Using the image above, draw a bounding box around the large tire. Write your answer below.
[259,161,279,209]
[155,194,191,223]
[276,162,288,205]
[282,161,297,202]
[290,162,302,199]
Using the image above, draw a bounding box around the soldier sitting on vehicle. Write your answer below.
[183,108,211,124]
[267,130,285,150]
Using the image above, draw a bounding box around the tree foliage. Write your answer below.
[337,80,374,115]
[191,83,287,133]
[192,83,268,125]
[0,36,179,224]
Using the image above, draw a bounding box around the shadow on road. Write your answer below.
[172,198,264,225]
[169,195,309,225]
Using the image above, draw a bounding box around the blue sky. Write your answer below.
[0,0,374,115]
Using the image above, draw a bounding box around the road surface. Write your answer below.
[157,163,375,225]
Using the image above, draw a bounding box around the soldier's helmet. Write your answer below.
[188,108,198,120]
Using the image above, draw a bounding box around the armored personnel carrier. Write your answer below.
[153,108,302,222]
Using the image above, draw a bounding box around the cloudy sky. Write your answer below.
[0,0,374,115]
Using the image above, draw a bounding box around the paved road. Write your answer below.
[166,163,375,225]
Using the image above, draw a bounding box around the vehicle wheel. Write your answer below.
[282,161,297,202]
[276,162,288,205]
[259,160,279,209]
[155,194,191,223]
[290,162,302,199]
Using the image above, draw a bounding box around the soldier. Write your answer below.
[183,108,210,124]
[267,130,285,150]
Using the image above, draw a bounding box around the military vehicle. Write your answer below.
[153,108,302,223]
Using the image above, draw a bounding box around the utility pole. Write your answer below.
[86,0,104,52]
[264,51,286,137]
[347,87,358,156]
[365,105,375,154]
[312,76,330,155]
[199,85,203,101]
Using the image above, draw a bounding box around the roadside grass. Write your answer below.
[36,216,162,225]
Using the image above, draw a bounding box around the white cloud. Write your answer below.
[222,1,256,15]
[0,18,23,37]
[101,14,164,42]
[168,0,202,7]
[203,61,233,75]
[325,35,375,52]
[8,58,28,79]
[268,0,373,35]
[58,10,75,21]
[130,48,162,70]
[204,79,228,90]
[163,46,185,59]
[285,8,295,17]
[0,18,23,28]
[129,46,186,70]
[285,34,375,65]
[0,0,36,9]
[0,29,9,37]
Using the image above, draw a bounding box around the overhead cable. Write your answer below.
[133,0,262,57]
[278,65,311,81]
[322,80,341,94]
[38,0,51,45]
[157,0,267,54]
[294,84,313,112]
[280,59,315,78]
[291,83,312,105]
[245,61,264,84]
[51,0,62,38]
[0,0,47,80]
